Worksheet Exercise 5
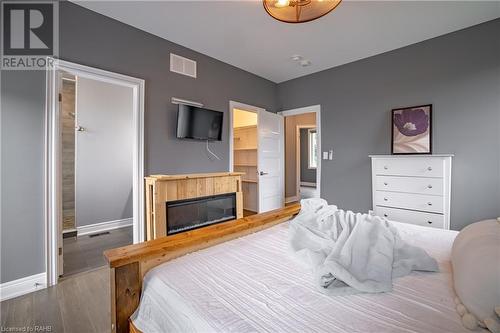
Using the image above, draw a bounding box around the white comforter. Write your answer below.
[132,218,469,333]
[290,199,439,295]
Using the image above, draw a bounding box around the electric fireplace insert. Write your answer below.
[166,193,237,235]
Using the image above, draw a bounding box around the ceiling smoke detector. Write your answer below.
[300,59,312,67]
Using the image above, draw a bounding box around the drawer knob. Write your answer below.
[427,185,433,189]
[427,221,433,224]
[427,166,433,171]
[384,197,388,201]
[383,214,388,217]
[427,202,433,206]
[384,166,388,170]
[384,182,388,186]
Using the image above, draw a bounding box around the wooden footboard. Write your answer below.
[129,320,141,333]
[104,203,301,333]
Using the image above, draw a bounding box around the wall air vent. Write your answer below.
[170,53,197,78]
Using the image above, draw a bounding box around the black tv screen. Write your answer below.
[176,104,223,141]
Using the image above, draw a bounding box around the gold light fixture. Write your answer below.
[263,0,342,23]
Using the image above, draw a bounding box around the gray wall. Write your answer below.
[300,128,316,183]
[59,3,278,175]
[0,2,277,284]
[278,19,500,231]
[1,71,47,284]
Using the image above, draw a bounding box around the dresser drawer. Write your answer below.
[375,176,443,196]
[374,158,444,178]
[374,206,445,229]
[375,191,444,213]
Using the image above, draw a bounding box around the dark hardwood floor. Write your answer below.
[1,227,133,332]
[1,267,110,333]
[62,226,132,278]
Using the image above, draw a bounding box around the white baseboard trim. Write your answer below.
[77,218,133,237]
[0,272,47,301]
[285,196,299,204]
[300,182,317,187]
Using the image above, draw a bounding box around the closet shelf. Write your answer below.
[234,147,257,151]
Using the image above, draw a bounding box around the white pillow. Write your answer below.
[451,219,500,332]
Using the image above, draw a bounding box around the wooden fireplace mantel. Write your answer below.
[147,172,245,181]
[145,172,245,240]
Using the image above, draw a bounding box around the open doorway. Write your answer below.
[297,126,318,200]
[46,59,145,285]
[232,108,258,216]
[58,72,134,278]
[279,105,321,203]
[229,101,285,215]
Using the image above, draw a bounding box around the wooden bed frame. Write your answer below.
[104,203,301,333]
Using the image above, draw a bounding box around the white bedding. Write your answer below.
[290,200,439,295]
[132,221,471,333]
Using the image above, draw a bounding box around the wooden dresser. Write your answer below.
[370,155,453,229]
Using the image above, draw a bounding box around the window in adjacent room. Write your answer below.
[308,128,318,169]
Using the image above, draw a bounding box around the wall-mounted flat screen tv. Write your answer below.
[176,104,223,141]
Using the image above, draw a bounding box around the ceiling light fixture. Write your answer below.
[263,0,342,24]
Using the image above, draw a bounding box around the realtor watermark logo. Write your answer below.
[1,1,58,70]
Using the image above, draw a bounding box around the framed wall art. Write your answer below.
[391,104,432,154]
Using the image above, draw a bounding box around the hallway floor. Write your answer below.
[62,226,132,278]
[299,185,318,200]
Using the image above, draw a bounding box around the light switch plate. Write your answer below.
[323,152,329,160]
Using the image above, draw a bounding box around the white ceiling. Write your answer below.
[74,1,500,83]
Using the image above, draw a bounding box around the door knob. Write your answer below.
[76,125,86,132]
[259,171,268,176]
[427,166,433,171]
[427,185,433,189]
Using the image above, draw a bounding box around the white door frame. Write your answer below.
[296,125,317,197]
[278,105,321,200]
[45,58,145,286]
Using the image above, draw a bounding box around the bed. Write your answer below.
[104,204,470,333]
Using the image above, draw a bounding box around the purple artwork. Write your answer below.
[391,105,432,154]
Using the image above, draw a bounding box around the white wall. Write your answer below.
[75,77,134,227]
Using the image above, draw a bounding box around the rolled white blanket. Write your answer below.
[289,198,439,295]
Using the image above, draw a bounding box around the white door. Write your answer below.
[257,110,284,212]
[75,77,134,230]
